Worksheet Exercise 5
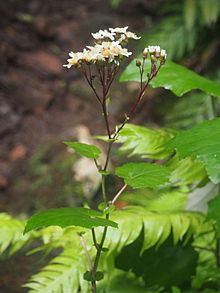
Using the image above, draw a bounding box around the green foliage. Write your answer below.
[116,123,208,187]
[24,207,205,292]
[168,155,207,186]
[63,141,101,159]
[184,0,220,28]
[0,207,207,292]
[120,59,220,98]
[164,93,215,129]
[117,124,177,159]
[139,16,197,61]
[207,194,220,237]
[166,118,220,183]
[115,163,171,188]
[24,247,90,293]
[24,207,118,234]
[121,188,188,211]
[116,235,198,288]
[0,213,32,256]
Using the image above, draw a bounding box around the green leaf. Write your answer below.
[141,239,198,287]
[121,188,188,211]
[115,163,171,188]
[166,118,220,183]
[169,155,207,186]
[0,213,33,255]
[116,236,198,287]
[24,207,118,234]
[63,141,101,159]
[24,247,90,293]
[98,203,115,214]
[119,59,220,98]
[207,195,220,237]
[99,170,110,176]
[165,92,212,129]
[117,123,177,159]
[23,206,206,293]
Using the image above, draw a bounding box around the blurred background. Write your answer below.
[0,0,220,291]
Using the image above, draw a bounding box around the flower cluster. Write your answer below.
[143,46,167,63]
[64,27,140,68]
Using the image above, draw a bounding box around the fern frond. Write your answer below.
[24,246,89,293]
[105,207,205,252]
[23,206,207,292]
[140,16,197,60]
[165,93,214,129]
[0,213,32,255]
[117,123,177,159]
[199,0,220,26]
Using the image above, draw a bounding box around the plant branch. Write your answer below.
[101,175,107,203]
[81,65,102,104]
[111,184,128,205]
[91,228,99,250]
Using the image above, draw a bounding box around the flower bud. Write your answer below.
[150,55,157,64]
[143,48,148,58]
[136,59,142,67]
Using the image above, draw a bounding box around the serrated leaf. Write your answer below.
[207,195,220,237]
[24,207,118,234]
[115,163,171,188]
[119,59,220,98]
[166,118,220,183]
[63,141,101,159]
[117,124,177,159]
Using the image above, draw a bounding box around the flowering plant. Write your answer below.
[24,27,167,293]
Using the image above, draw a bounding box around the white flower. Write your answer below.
[109,41,132,57]
[143,48,148,55]
[124,31,141,40]
[148,46,156,53]
[160,49,166,57]
[63,52,84,68]
[155,46,161,53]
[91,29,115,41]
[117,34,126,43]
[144,46,167,62]
[109,26,128,34]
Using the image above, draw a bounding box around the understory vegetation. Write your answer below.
[1,1,220,292]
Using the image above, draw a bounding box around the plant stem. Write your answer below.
[111,184,128,205]
[92,228,99,250]
[102,100,111,139]
[87,60,162,293]
[101,175,107,203]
